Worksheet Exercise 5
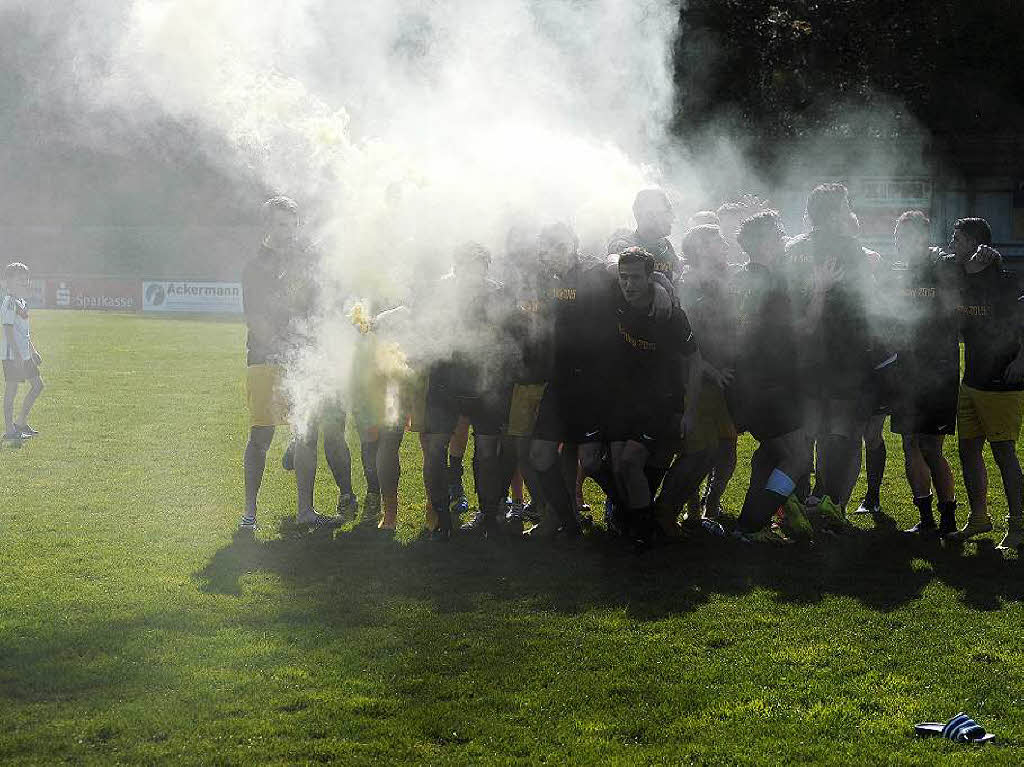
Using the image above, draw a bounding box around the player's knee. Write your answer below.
[530,441,557,472]
[474,436,498,461]
[918,439,943,463]
[619,442,647,474]
[991,440,1021,467]
[31,377,43,393]
[248,426,274,452]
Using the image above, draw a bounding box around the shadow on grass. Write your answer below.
[193,517,1024,619]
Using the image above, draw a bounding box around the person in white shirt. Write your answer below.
[1,262,43,440]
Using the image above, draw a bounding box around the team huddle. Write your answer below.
[240,183,1024,553]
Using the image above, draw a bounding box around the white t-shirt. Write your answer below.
[0,294,31,361]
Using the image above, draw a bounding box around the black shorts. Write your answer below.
[731,386,803,442]
[603,395,681,449]
[865,359,900,416]
[533,377,603,444]
[891,377,959,436]
[423,369,511,437]
[2,359,39,383]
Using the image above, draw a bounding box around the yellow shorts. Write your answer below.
[405,372,429,433]
[506,383,547,438]
[683,380,736,455]
[957,385,1024,442]
[246,364,289,427]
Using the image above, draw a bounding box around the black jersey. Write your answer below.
[959,264,1024,392]
[729,261,799,393]
[242,243,319,365]
[785,229,876,396]
[418,274,518,395]
[890,250,962,383]
[676,272,735,374]
[605,290,697,402]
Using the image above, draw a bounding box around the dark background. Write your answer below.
[2,0,1023,277]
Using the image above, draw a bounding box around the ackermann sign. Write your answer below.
[142,280,243,313]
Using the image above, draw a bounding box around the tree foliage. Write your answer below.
[674,0,1024,142]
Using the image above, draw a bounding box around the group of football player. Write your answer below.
[240,183,1024,554]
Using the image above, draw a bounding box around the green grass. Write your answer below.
[1,310,1023,765]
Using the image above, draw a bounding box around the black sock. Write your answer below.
[361,440,380,496]
[537,465,576,526]
[447,451,465,490]
[914,494,935,526]
[630,504,655,540]
[865,442,886,506]
[937,499,957,526]
[796,473,812,503]
[738,489,788,534]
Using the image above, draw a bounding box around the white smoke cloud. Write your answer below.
[36,0,681,427]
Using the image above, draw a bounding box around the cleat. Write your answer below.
[808,496,854,533]
[296,509,343,528]
[460,510,501,538]
[997,527,1023,552]
[281,441,295,471]
[505,505,525,536]
[2,430,24,442]
[239,513,257,531]
[904,520,939,537]
[654,504,683,539]
[522,501,542,524]
[449,484,470,515]
[14,423,37,438]
[779,497,814,543]
[604,498,624,537]
[524,515,559,539]
[854,497,881,515]
[733,526,793,545]
[701,518,726,537]
[945,518,993,543]
[336,493,360,525]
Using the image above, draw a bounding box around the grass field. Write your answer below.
[2,311,1024,765]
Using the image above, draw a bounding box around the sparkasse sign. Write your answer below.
[143,280,243,313]
[48,278,141,311]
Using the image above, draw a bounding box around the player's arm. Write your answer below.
[650,272,678,321]
[241,264,276,345]
[672,310,702,441]
[1003,291,1024,384]
[680,347,703,441]
[0,298,21,367]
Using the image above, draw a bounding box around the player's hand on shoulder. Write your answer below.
[650,281,674,321]
[811,257,843,293]
[972,245,1002,269]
